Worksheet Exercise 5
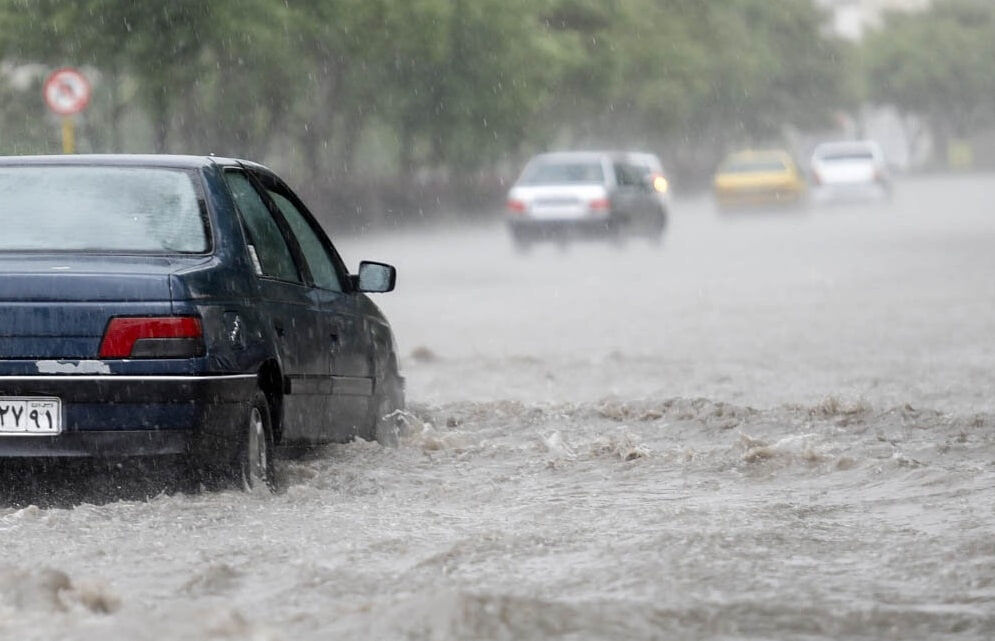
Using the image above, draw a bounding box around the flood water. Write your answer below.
[1,174,993,640]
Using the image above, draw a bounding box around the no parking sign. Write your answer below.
[43,68,91,116]
[43,67,90,153]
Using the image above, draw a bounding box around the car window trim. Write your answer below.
[223,166,311,286]
[613,161,639,188]
[247,169,354,293]
[239,165,315,286]
[263,188,345,293]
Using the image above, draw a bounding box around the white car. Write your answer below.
[506,151,670,250]
[810,140,892,204]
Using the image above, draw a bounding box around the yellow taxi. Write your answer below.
[713,150,806,210]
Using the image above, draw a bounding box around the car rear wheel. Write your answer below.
[239,391,276,492]
[510,228,533,254]
[648,207,668,244]
[606,220,626,248]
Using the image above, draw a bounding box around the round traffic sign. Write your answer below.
[43,68,91,116]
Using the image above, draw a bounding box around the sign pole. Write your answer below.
[61,116,75,154]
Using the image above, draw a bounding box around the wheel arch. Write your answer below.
[257,359,284,445]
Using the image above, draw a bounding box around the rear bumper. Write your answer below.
[0,429,193,457]
[508,216,615,240]
[0,374,256,458]
[715,189,804,209]
[0,373,256,402]
[812,182,890,204]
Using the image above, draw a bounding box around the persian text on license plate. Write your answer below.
[0,398,61,435]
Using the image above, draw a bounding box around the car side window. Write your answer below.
[613,162,642,187]
[224,170,301,283]
[267,189,343,292]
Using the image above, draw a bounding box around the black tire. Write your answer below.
[367,373,405,446]
[881,182,894,204]
[606,220,626,248]
[510,227,533,254]
[648,207,668,244]
[513,238,532,255]
[237,390,277,492]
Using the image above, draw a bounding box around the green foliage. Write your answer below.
[0,0,857,204]
[863,0,995,138]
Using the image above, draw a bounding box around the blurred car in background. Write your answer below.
[713,149,806,211]
[810,140,891,204]
[506,151,670,250]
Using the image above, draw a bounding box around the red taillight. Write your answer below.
[99,316,204,359]
[589,197,610,212]
[506,198,527,214]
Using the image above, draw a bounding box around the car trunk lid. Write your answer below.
[510,184,608,220]
[813,159,876,185]
[0,255,207,360]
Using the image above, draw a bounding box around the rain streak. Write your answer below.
[0,1,994,640]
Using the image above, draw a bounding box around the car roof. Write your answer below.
[0,154,258,170]
[530,150,662,166]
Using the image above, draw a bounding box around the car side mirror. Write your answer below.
[355,261,396,293]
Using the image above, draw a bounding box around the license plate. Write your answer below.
[0,397,62,435]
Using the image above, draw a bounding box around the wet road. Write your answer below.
[2,174,994,640]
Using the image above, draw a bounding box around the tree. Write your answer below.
[0,0,862,215]
[543,0,854,174]
[0,0,215,152]
[863,0,995,162]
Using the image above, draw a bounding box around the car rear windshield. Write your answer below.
[721,159,788,173]
[0,166,209,253]
[519,161,605,185]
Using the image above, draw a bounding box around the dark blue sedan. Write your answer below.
[0,155,403,490]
